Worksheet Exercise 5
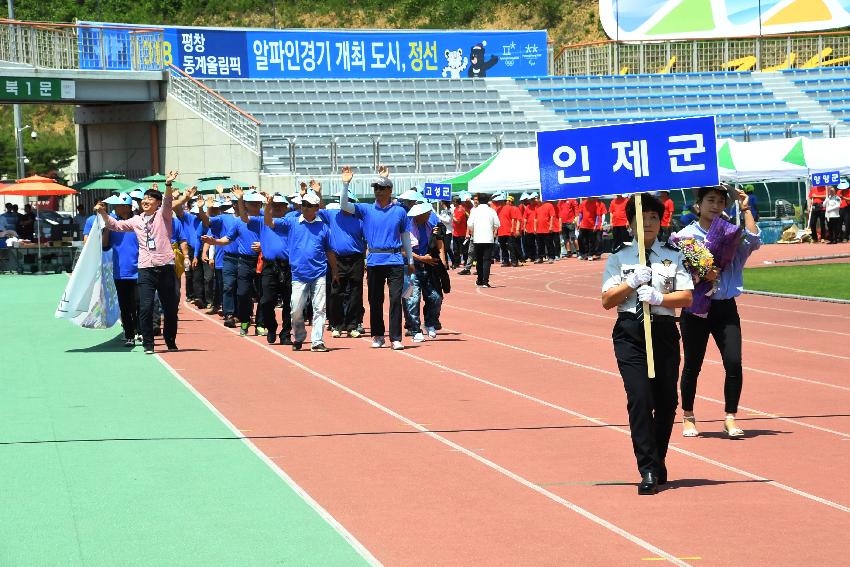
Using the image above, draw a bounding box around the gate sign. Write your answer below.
[536,116,719,201]
[810,171,840,186]
[423,183,453,201]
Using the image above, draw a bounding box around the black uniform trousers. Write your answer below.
[451,235,467,268]
[612,226,631,251]
[497,235,519,266]
[828,217,843,242]
[809,207,827,241]
[367,264,404,341]
[578,228,601,257]
[680,298,743,415]
[184,245,195,300]
[474,243,494,285]
[329,253,364,332]
[114,278,139,340]
[191,260,213,306]
[841,206,850,241]
[236,254,262,326]
[523,233,537,261]
[613,313,680,477]
[138,265,178,350]
[260,258,292,341]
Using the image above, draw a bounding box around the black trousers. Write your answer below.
[613,315,680,477]
[828,217,842,242]
[260,259,292,340]
[578,228,601,257]
[184,245,195,299]
[841,207,850,240]
[451,235,468,268]
[138,266,178,349]
[367,264,404,341]
[497,235,519,266]
[549,232,561,258]
[680,298,743,414]
[191,260,213,306]
[236,255,261,325]
[213,267,223,308]
[114,278,139,340]
[475,243,494,285]
[612,226,631,250]
[809,208,827,241]
[523,233,537,261]
[329,253,364,331]
[443,233,454,267]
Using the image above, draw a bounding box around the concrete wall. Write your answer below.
[155,96,264,187]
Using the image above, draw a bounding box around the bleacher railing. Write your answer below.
[0,19,164,71]
[167,64,261,154]
[554,31,850,76]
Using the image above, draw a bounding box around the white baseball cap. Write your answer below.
[104,194,132,206]
[407,202,433,217]
[302,191,321,205]
[242,191,264,203]
[398,188,426,203]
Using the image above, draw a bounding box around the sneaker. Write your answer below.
[391,341,404,350]
[405,329,414,337]
[311,343,329,352]
[239,323,249,336]
[332,329,341,338]
[349,329,361,338]
[371,337,386,348]
[135,334,143,342]
[412,332,425,343]
[266,330,277,345]
[548,259,555,264]
[425,327,437,339]
[223,316,237,328]
[205,306,219,315]
[144,347,155,355]
[458,268,471,275]
[256,326,268,337]
[124,338,135,347]
[292,342,303,351]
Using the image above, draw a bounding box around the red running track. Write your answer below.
[160,252,850,566]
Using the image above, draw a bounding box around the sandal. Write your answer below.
[682,415,700,437]
[723,416,745,438]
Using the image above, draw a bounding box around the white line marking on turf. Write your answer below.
[153,354,382,567]
[187,309,692,566]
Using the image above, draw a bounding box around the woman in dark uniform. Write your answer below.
[601,193,694,495]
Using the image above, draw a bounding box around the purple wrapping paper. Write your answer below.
[687,217,744,315]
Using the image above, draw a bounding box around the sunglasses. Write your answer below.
[302,203,319,209]
[373,186,391,191]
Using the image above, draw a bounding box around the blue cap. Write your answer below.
[104,194,132,206]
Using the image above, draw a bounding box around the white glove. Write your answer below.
[637,285,664,306]
[625,266,652,289]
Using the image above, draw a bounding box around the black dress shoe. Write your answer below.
[280,334,292,345]
[638,472,658,495]
[165,341,178,352]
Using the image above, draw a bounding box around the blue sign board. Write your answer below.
[810,171,840,186]
[536,116,719,201]
[80,22,547,79]
[423,183,453,200]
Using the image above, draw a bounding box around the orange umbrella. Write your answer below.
[0,176,77,274]
[0,175,78,196]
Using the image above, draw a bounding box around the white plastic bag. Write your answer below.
[55,215,121,329]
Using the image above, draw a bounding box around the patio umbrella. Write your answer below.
[196,174,251,194]
[0,176,78,273]
[133,173,187,192]
[73,172,139,193]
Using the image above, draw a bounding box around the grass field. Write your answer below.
[744,263,850,300]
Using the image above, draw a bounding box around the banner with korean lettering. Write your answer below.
[810,171,840,186]
[536,116,719,201]
[423,183,453,201]
[79,22,547,79]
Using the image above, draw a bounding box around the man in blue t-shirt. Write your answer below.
[265,191,338,351]
[320,194,366,338]
[404,202,446,343]
[103,194,140,346]
[198,196,232,316]
[257,193,294,345]
[340,165,414,350]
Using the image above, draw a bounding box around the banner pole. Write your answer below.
[634,194,656,379]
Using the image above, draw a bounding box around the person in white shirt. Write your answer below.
[825,186,842,244]
[466,193,500,288]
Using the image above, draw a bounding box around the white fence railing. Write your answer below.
[167,65,261,154]
[554,32,850,76]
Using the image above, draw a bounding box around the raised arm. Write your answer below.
[172,186,197,210]
[263,193,276,228]
[339,166,356,214]
[162,170,177,224]
[94,201,135,232]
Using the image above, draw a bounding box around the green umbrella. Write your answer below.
[195,174,251,194]
[133,173,187,192]
[440,153,498,194]
[73,172,138,193]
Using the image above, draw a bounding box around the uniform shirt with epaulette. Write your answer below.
[602,239,694,316]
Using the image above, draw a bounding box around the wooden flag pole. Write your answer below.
[634,193,656,379]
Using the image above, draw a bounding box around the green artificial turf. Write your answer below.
[744,263,850,300]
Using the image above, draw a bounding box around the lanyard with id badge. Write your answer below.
[144,215,157,251]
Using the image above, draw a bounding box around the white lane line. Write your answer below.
[394,334,850,514]
[153,354,382,567]
[187,308,692,566]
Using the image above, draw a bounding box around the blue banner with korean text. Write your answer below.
[423,183,453,201]
[79,22,547,79]
[536,117,719,201]
[810,171,840,186]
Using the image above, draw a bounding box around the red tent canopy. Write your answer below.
[0,175,78,197]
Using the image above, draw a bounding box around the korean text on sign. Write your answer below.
[536,116,719,201]
[423,183,453,201]
[810,171,840,186]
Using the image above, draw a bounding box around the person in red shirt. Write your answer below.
[549,202,562,260]
[451,195,470,268]
[839,180,850,242]
[657,191,675,240]
[522,193,538,262]
[558,198,579,257]
[494,193,520,266]
[808,185,828,242]
[608,194,630,250]
[593,199,607,261]
[508,196,524,264]
[578,196,604,260]
[534,196,557,263]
